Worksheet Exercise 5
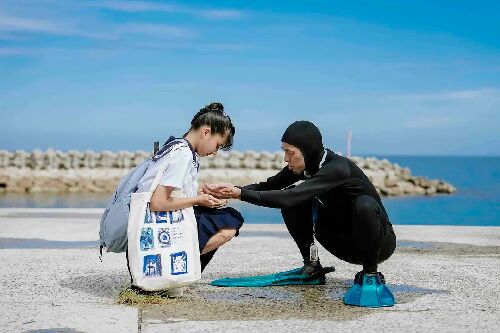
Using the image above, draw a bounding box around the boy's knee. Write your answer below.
[354,195,379,216]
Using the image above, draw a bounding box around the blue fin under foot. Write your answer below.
[343,272,396,308]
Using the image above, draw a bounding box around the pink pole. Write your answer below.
[347,130,352,158]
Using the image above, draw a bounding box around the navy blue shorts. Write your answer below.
[194,206,244,252]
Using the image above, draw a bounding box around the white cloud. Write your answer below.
[0,47,29,55]
[116,23,196,39]
[0,0,242,45]
[0,15,195,41]
[0,0,249,58]
[0,33,26,41]
[403,116,452,129]
[84,0,178,13]
[193,9,246,20]
[393,88,500,103]
[442,89,495,100]
[0,15,116,39]
[78,0,246,20]
[0,16,61,34]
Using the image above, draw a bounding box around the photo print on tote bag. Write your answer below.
[156,211,169,224]
[140,227,154,251]
[144,207,154,224]
[157,228,172,248]
[170,251,188,275]
[169,210,184,223]
[143,254,162,277]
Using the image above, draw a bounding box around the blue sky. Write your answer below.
[0,0,499,156]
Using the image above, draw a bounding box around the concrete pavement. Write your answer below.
[0,208,499,332]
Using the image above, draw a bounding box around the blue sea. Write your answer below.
[0,156,498,226]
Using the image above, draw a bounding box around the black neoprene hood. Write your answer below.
[281,120,325,175]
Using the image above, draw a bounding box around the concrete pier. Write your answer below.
[0,208,499,332]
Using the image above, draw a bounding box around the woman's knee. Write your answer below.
[218,228,237,244]
[201,228,237,255]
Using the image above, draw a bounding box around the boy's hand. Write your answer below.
[202,183,241,200]
[201,182,235,198]
[217,185,242,199]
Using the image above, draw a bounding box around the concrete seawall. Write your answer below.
[0,150,456,196]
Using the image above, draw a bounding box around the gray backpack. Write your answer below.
[99,158,153,254]
[98,136,191,254]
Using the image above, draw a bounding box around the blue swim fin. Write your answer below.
[211,266,335,287]
[343,272,396,307]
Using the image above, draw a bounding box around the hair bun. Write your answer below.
[206,102,224,112]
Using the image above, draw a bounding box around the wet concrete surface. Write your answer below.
[141,283,370,322]
[2,212,103,219]
[139,277,450,323]
[396,241,500,256]
[23,329,86,333]
[0,237,97,249]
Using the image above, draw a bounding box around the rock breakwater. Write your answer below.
[0,150,456,196]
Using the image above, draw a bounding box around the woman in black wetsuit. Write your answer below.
[204,120,396,307]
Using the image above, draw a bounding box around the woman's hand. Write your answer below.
[196,193,228,208]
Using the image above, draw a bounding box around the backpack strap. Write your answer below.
[152,136,182,162]
[152,136,197,163]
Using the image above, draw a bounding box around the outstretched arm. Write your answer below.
[202,167,302,199]
[220,161,350,209]
[242,166,303,191]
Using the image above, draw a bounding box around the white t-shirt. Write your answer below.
[137,142,199,198]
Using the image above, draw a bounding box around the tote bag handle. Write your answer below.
[147,139,187,199]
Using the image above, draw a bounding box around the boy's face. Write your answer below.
[282,142,305,174]
[198,127,228,157]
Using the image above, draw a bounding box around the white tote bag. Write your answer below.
[127,156,201,291]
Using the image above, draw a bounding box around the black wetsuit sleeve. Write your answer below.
[240,160,350,209]
[241,167,303,191]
